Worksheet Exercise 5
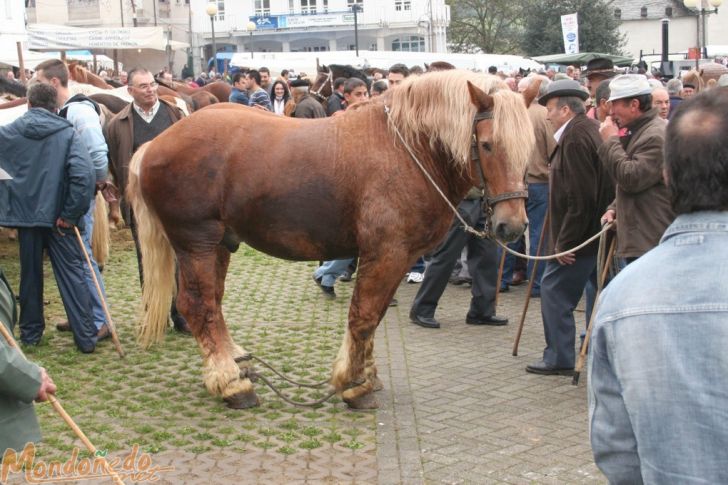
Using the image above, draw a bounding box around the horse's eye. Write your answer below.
[481,142,492,152]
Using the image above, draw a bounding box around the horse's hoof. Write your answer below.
[371,376,384,392]
[345,392,379,410]
[224,391,260,409]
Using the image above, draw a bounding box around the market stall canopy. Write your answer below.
[532,52,634,67]
[27,24,170,51]
[0,41,57,69]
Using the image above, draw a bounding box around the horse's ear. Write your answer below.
[523,78,541,107]
[467,81,494,112]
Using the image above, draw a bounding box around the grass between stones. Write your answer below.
[0,229,375,463]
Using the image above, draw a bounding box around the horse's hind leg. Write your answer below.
[176,248,258,409]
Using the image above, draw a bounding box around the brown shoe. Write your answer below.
[56,321,71,332]
[97,324,111,340]
[511,270,527,286]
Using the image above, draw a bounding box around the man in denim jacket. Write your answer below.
[588,89,728,483]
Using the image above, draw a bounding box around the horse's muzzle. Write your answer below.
[494,219,528,244]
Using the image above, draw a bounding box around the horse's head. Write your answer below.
[310,69,333,101]
[466,80,534,243]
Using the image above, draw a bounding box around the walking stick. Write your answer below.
[495,248,507,307]
[0,323,125,485]
[512,211,550,356]
[73,226,125,358]
[572,235,617,385]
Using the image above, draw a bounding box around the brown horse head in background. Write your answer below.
[126,70,535,410]
[67,61,112,90]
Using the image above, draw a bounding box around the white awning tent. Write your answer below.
[230,50,544,76]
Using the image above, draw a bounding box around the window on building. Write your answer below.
[394,0,410,11]
[301,0,316,14]
[392,35,425,52]
[289,0,295,13]
[614,8,621,19]
[322,0,328,13]
[347,0,363,11]
[640,6,647,18]
[213,0,225,20]
[255,0,270,16]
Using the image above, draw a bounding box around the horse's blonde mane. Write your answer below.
[387,70,533,175]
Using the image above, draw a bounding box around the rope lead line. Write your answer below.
[495,222,614,262]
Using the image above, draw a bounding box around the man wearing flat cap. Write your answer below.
[599,74,675,264]
[290,78,326,119]
[526,80,614,376]
[584,57,617,99]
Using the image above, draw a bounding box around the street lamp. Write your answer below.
[683,0,723,59]
[246,21,257,59]
[206,2,218,73]
[352,3,361,57]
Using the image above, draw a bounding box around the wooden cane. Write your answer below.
[494,248,507,307]
[572,236,617,385]
[0,322,125,485]
[73,226,125,358]
[512,210,550,356]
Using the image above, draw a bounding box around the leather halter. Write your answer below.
[310,70,332,103]
[470,110,529,218]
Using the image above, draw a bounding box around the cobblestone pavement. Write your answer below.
[0,233,604,484]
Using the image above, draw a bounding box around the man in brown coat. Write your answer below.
[526,80,614,376]
[106,68,190,333]
[599,74,675,263]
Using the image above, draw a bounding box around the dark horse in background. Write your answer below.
[310,64,370,101]
[127,70,537,409]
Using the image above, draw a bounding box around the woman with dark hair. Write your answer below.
[271,80,292,116]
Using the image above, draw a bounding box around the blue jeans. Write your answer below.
[409,256,425,274]
[526,183,548,292]
[314,258,355,287]
[82,198,107,330]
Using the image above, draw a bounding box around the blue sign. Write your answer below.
[249,16,279,30]
[566,32,576,42]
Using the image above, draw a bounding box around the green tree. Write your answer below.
[447,0,527,54]
[521,0,624,56]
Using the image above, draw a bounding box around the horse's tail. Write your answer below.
[91,192,109,270]
[127,142,176,348]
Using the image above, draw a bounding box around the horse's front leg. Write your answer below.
[176,249,258,409]
[331,251,411,409]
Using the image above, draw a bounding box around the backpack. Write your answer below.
[58,94,101,119]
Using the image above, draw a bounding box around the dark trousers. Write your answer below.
[129,212,185,325]
[18,227,97,351]
[411,199,499,319]
[540,254,597,368]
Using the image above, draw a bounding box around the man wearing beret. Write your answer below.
[599,74,675,264]
[290,78,326,119]
[526,80,614,375]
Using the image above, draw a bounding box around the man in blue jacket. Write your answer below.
[0,83,97,353]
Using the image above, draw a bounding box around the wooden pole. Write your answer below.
[73,227,125,358]
[0,323,125,485]
[572,236,617,385]
[512,210,550,356]
[16,42,26,84]
[494,248,507,307]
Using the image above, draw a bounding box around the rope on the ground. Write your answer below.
[495,222,614,261]
[239,354,330,388]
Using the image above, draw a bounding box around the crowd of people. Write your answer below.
[1,55,728,481]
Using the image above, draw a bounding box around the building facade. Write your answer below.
[190,0,449,68]
[613,0,728,61]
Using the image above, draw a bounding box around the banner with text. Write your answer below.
[560,13,579,54]
[27,24,166,50]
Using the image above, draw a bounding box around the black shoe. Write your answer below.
[389,298,398,307]
[526,360,574,376]
[56,321,71,332]
[321,285,336,299]
[449,276,472,286]
[409,311,441,329]
[530,290,541,298]
[465,314,508,326]
[79,345,96,354]
[499,285,510,292]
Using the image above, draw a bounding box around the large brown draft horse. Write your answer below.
[127,70,537,409]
